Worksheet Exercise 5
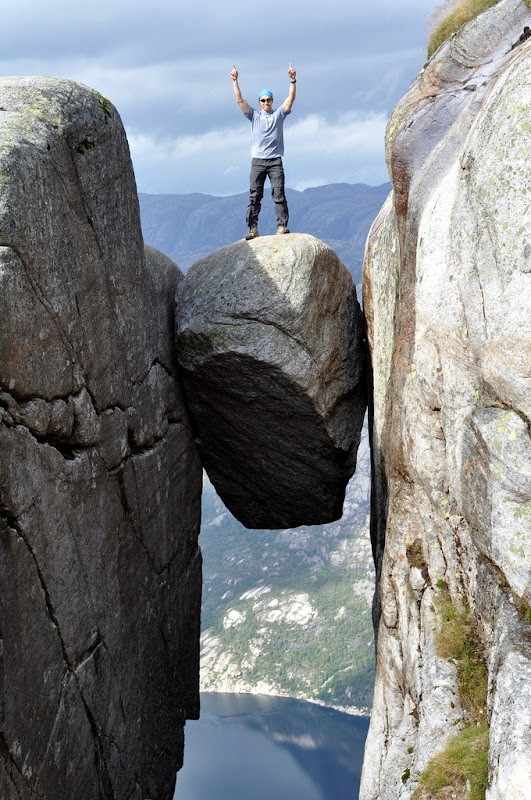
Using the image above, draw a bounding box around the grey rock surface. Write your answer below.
[0,77,202,800]
[361,4,531,799]
[175,234,366,529]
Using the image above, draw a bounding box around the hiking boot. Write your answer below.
[245,226,259,240]
[276,225,290,235]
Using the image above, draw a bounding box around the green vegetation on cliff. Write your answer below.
[414,594,489,799]
[436,596,489,719]
[416,725,489,800]
[428,0,502,56]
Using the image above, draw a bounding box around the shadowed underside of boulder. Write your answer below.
[182,353,352,528]
[0,77,201,800]
[175,234,367,529]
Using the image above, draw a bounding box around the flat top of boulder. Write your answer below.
[182,232,349,307]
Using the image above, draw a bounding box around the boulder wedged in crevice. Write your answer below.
[175,234,366,529]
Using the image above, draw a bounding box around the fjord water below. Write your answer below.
[174,693,369,800]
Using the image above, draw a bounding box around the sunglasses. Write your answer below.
[260,97,272,102]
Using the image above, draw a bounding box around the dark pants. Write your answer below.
[246,157,289,229]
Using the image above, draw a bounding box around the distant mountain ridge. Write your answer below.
[139,182,390,281]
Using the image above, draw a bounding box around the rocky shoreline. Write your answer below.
[199,674,370,718]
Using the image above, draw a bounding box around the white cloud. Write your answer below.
[0,0,442,193]
[128,124,248,164]
[129,111,386,164]
[128,111,389,194]
[128,125,249,194]
[288,112,387,156]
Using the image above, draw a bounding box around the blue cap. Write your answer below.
[258,88,273,100]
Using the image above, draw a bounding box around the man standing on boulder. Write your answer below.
[230,63,296,240]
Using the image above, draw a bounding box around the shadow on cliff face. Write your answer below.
[175,234,367,530]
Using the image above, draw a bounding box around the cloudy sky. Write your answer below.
[3,0,443,196]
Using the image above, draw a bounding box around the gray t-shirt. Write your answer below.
[245,105,291,158]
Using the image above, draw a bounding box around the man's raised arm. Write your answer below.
[283,62,297,112]
[230,65,250,115]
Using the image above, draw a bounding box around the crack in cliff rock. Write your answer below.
[153,357,179,385]
[113,466,199,577]
[63,136,105,259]
[124,359,190,428]
[128,358,168,389]
[2,384,186,464]
[114,467,158,575]
[78,691,115,800]
[215,313,314,359]
[127,428,167,457]
[0,242,79,370]
[47,150,103,258]
[7,413,84,462]
[509,25,531,52]
[0,732,35,799]
[11,522,70,670]
[33,672,70,790]
[0,519,68,795]
[3,516,115,798]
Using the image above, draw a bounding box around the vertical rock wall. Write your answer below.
[361,3,531,798]
[0,78,202,800]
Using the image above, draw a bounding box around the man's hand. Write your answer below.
[283,63,297,111]
[231,66,249,114]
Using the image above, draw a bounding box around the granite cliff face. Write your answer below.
[361,3,531,798]
[0,78,202,800]
[175,234,366,529]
